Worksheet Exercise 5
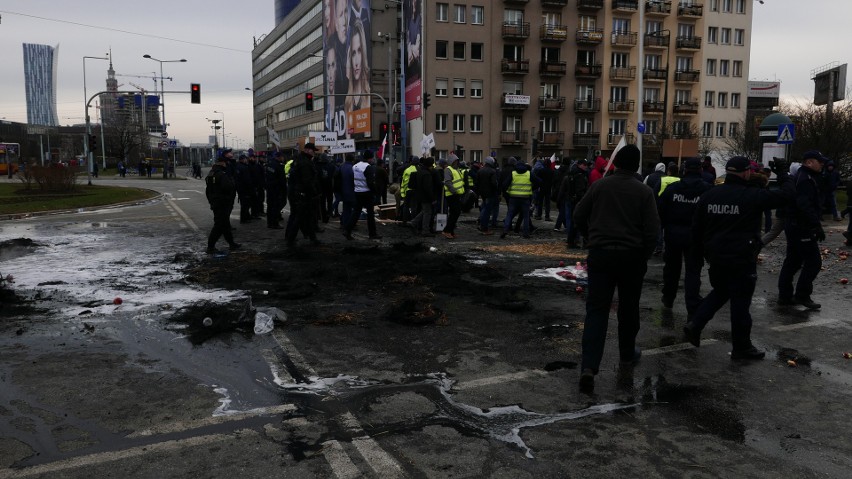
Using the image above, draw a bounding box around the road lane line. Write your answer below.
[461,370,550,389]
[272,329,318,376]
[0,430,259,479]
[127,404,297,438]
[642,339,718,356]
[322,440,363,479]
[352,436,406,478]
[166,196,200,232]
[771,318,842,331]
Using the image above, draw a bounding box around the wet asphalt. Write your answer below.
[0,174,851,478]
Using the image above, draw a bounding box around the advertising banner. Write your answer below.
[403,0,422,121]
[322,0,373,139]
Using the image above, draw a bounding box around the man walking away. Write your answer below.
[205,157,241,254]
[440,155,465,239]
[573,145,659,391]
[500,157,537,239]
[343,150,382,240]
[265,153,287,229]
[778,150,827,310]
[411,157,438,236]
[477,157,500,235]
[285,143,321,246]
[684,156,794,359]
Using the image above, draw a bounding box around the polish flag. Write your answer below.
[378,134,388,161]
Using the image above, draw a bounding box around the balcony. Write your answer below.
[504,0,529,3]
[501,94,530,110]
[539,96,567,111]
[674,69,700,82]
[502,22,530,39]
[573,132,601,148]
[645,0,672,15]
[500,130,529,145]
[607,133,635,145]
[540,24,569,42]
[578,0,604,9]
[539,131,565,146]
[611,31,638,47]
[643,67,668,81]
[645,31,670,48]
[610,66,637,80]
[574,97,602,113]
[542,0,569,6]
[540,60,568,76]
[575,63,603,79]
[612,0,639,12]
[678,3,703,17]
[576,29,605,45]
[673,101,699,114]
[676,35,702,50]
[501,59,530,75]
[609,100,635,113]
[643,100,665,113]
[643,134,662,148]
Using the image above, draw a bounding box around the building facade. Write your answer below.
[22,43,60,127]
[253,0,753,167]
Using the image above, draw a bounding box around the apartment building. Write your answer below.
[253,1,753,166]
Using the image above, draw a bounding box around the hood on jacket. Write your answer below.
[514,161,530,173]
[593,156,609,172]
[655,162,666,172]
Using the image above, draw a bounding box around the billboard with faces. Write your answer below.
[322,0,373,139]
[403,0,422,121]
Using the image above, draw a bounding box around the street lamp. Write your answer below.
[213,111,226,148]
[143,55,186,178]
[206,118,222,150]
[83,54,109,186]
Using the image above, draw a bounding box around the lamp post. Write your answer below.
[213,111,226,148]
[83,54,109,186]
[143,55,186,177]
[206,118,221,150]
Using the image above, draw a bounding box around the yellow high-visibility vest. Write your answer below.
[400,164,418,197]
[444,166,464,196]
[507,170,532,197]
[658,175,680,196]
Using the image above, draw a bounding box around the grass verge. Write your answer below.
[0,183,158,216]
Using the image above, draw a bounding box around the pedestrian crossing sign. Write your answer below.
[777,123,795,144]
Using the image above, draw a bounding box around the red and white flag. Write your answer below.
[378,134,388,161]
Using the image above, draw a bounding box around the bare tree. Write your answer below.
[780,97,852,175]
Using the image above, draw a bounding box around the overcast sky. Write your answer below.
[0,0,849,147]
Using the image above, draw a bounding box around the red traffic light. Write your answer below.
[305,92,314,111]
[190,83,201,104]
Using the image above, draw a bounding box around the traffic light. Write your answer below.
[455,145,464,160]
[190,83,201,104]
[379,122,388,138]
[423,92,431,110]
[391,122,400,145]
[532,138,539,156]
[305,92,314,111]
[89,134,98,152]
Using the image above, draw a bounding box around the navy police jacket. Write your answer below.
[658,174,711,231]
[692,171,794,265]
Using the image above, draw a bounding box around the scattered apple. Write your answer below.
[787,360,797,367]
[840,278,849,285]
[113,297,123,305]
[843,352,852,359]
[575,286,584,293]
[559,261,565,267]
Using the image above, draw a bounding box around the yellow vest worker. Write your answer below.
[507,171,532,197]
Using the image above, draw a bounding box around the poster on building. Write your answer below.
[403,0,422,121]
[322,0,373,139]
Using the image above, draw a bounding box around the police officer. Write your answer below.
[778,150,826,310]
[658,158,711,315]
[248,152,266,218]
[205,156,241,253]
[684,156,794,360]
[285,143,321,246]
[235,154,253,224]
[265,152,287,229]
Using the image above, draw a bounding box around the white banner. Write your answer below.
[420,132,435,154]
[267,128,280,147]
[503,94,531,105]
[309,131,338,146]
[327,139,356,154]
[747,81,781,99]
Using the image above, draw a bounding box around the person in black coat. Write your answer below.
[285,143,321,245]
[235,155,254,223]
[265,153,287,229]
[410,157,438,236]
[248,153,266,218]
[205,157,241,253]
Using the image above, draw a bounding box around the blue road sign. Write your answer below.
[777,123,795,144]
[637,122,646,134]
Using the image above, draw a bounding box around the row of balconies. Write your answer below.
[520,0,701,18]
[502,59,702,84]
[498,96,699,115]
[498,130,650,148]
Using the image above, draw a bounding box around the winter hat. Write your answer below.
[613,145,641,171]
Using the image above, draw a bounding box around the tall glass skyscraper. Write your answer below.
[22,43,60,126]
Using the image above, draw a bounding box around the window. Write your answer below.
[453,79,465,97]
[540,116,559,133]
[674,89,691,104]
[453,114,465,132]
[504,9,523,24]
[705,91,715,107]
[646,20,663,34]
[543,12,562,27]
[436,3,448,22]
[612,18,630,33]
[702,122,713,137]
[503,45,523,61]
[578,15,596,31]
[541,82,560,98]
[645,120,659,135]
[707,27,718,44]
[575,117,594,134]
[611,86,628,102]
[453,42,465,60]
[471,115,483,132]
[709,0,719,11]
[608,119,626,135]
[673,121,690,136]
[706,59,716,76]
[676,56,693,71]
[577,49,596,66]
[454,4,465,23]
[732,60,742,77]
[736,0,746,13]
[729,123,739,137]
[721,28,731,45]
[436,114,448,132]
[734,29,745,45]
[542,47,560,62]
[731,92,741,108]
[436,41,448,59]
[644,87,660,102]
[503,115,522,132]
[471,6,484,25]
[612,52,629,68]
[645,54,662,69]
[722,0,732,13]
[678,23,695,38]
[503,81,523,95]
[720,59,729,76]
[577,84,594,102]
[716,122,726,138]
[436,78,448,96]
[470,80,483,98]
[470,151,483,163]
[471,43,484,61]
[718,92,727,108]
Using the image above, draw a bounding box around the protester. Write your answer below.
[285,143,321,246]
[265,152,287,229]
[573,145,659,391]
[205,156,241,254]
[500,157,537,239]
[343,150,382,240]
[439,155,464,239]
[411,157,438,236]
[476,157,500,235]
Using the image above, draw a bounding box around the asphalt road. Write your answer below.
[1,174,851,478]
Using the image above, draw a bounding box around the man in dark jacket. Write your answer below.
[778,150,826,309]
[285,143,321,246]
[235,154,253,224]
[557,159,589,247]
[500,157,538,238]
[822,160,842,221]
[658,158,711,315]
[337,154,357,228]
[476,157,500,235]
[411,157,438,236]
[248,153,266,218]
[315,153,335,224]
[265,153,287,229]
[205,157,241,253]
[533,157,554,221]
[684,156,794,359]
[573,145,660,391]
[343,150,381,240]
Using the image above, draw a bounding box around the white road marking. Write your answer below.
[272,329,317,376]
[642,339,718,356]
[322,440,363,479]
[770,318,843,331]
[352,436,406,478]
[127,404,297,438]
[461,369,550,389]
[166,197,200,232]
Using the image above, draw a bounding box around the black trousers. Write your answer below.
[690,262,757,352]
[662,227,704,314]
[285,195,317,242]
[345,192,376,236]
[778,227,822,300]
[208,206,235,248]
[444,194,461,234]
